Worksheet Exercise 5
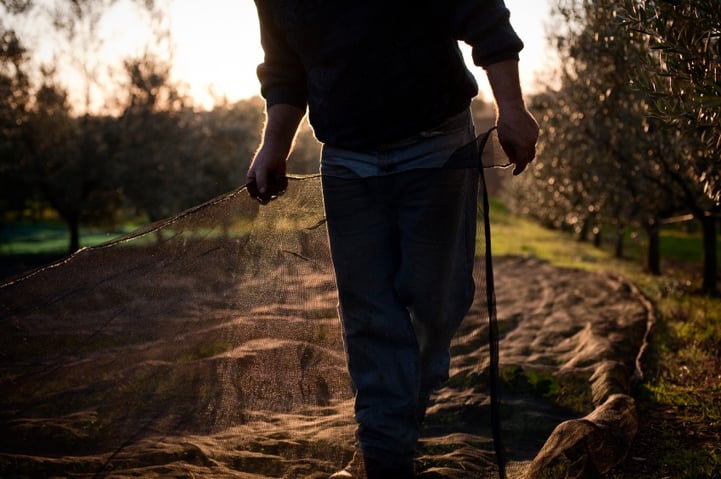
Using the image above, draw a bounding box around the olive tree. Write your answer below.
[621,0,720,294]
[507,0,687,276]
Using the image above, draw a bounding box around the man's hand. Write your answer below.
[497,104,539,176]
[246,103,305,204]
[247,146,289,204]
[485,60,540,175]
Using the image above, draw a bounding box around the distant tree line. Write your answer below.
[4,0,718,295]
[508,0,720,295]
[0,1,321,253]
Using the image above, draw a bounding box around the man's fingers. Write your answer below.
[512,145,536,175]
[246,173,287,205]
[265,174,288,200]
[512,162,526,176]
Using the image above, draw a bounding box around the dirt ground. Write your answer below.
[0,179,653,478]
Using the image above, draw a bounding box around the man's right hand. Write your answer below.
[246,148,288,205]
[247,146,289,204]
[246,103,305,204]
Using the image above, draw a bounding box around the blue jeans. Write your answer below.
[321,112,479,465]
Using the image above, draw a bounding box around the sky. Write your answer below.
[166,0,554,109]
[16,0,553,112]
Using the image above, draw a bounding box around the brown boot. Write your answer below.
[329,450,365,478]
[329,451,414,479]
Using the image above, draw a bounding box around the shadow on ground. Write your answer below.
[0,178,652,478]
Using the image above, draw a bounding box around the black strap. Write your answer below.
[475,127,506,479]
[446,126,505,476]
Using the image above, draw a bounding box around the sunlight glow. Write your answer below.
[15,0,552,112]
[168,0,263,109]
[169,0,552,109]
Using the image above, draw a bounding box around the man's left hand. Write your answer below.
[496,104,539,176]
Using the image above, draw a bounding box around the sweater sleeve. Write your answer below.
[253,1,308,109]
[444,0,524,68]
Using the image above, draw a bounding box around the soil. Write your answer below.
[0,178,654,478]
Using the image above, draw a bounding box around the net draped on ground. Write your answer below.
[0,141,652,478]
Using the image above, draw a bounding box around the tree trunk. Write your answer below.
[593,226,602,248]
[68,213,81,254]
[646,219,661,276]
[578,216,591,242]
[700,213,718,296]
[614,226,625,259]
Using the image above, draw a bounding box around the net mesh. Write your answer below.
[0,131,651,478]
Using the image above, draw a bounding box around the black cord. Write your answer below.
[477,126,507,479]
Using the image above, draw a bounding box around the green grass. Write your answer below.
[487,197,614,269]
[487,198,721,479]
[660,229,709,263]
[487,198,721,271]
[0,223,137,255]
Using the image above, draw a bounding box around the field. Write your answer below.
[0,186,719,478]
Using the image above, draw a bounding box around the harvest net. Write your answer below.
[0,130,650,478]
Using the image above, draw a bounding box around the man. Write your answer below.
[249,1,539,477]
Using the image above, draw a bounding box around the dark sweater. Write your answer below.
[254,0,523,149]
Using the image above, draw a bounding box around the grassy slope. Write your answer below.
[487,198,721,479]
